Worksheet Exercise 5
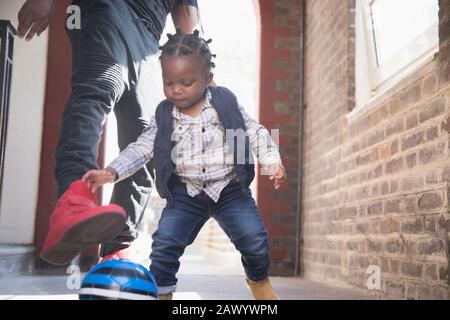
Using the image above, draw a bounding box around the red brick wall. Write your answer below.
[257,0,302,276]
[302,0,450,298]
[197,0,302,276]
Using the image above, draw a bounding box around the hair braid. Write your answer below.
[159,29,216,71]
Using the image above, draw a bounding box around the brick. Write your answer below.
[385,199,401,213]
[405,114,418,130]
[347,240,358,250]
[274,58,288,71]
[442,166,450,182]
[406,153,417,168]
[438,63,450,86]
[403,196,418,214]
[386,239,404,253]
[425,264,438,281]
[381,182,389,195]
[368,129,385,146]
[418,286,433,300]
[401,218,424,234]
[385,280,405,298]
[399,84,421,107]
[437,216,448,238]
[368,165,383,179]
[343,206,357,219]
[379,220,389,234]
[378,144,390,159]
[418,238,445,255]
[425,216,436,233]
[273,101,291,113]
[390,260,400,274]
[389,219,400,233]
[418,192,443,210]
[401,176,424,192]
[418,143,446,165]
[439,266,448,281]
[425,171,438,184]
[390,140,399,155]
[270,248,288,260]
[385,118,404,137]
[405,240,417,255]
[422,74,437,95]
[351,142,360,153]
[441,115,450,133]
[390,180,398,193]
[356,152,372,166]
[425,126,439,141]
[385,158,403,174]
[406,283,418,300]
[401,131,424,151]
[419,96,446,123]
[367,201,383,215]
[356,223,369,234]
[402,262,423,278]
[431,286,448,299]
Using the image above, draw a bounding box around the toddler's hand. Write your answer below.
[82,168,117,193]
[269,165,287,190]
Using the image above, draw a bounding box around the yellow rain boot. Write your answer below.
[246,277,280,300]
[158,293,173,300]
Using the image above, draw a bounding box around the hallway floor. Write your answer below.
[0,244,378,300]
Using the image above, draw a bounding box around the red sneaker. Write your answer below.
[98,247,131,263]
[40,179,127,265]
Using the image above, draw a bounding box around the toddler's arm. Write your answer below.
[238,105,287,189]
[83,116,157,192]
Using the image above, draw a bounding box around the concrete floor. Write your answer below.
[0,244,377,300]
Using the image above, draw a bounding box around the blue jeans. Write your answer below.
[54,0,160,256]
[149,179,270,295]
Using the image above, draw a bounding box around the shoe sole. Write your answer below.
[40,211,126,266]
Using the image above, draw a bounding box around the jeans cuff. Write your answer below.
[158,284,177,295]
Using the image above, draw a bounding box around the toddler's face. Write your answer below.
[161,55,213,110]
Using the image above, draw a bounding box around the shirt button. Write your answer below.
[202,128,206,133]
[202,168,206,173]
[202,149,205,153]
[202,183,207,188]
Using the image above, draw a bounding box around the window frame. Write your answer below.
[352,0,439,115]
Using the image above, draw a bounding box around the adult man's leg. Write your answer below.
[42,1,143,265]
[97,7,161,259]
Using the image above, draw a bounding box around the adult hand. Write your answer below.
[17,0,55,41]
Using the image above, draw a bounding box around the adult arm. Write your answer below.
[171,1,200,33]
[17,0,55,41]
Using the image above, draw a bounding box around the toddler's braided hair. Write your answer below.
[159,29,216,71]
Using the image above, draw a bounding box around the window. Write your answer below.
[354,0,439,112]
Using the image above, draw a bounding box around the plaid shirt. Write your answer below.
[108,89,282,202]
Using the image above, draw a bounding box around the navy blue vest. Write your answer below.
[153,86,255,204]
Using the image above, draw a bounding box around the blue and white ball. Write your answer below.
[79,259,158,300]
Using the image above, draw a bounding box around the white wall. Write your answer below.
[0,0,48,244]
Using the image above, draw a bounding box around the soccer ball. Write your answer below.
[79,259,158,300]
